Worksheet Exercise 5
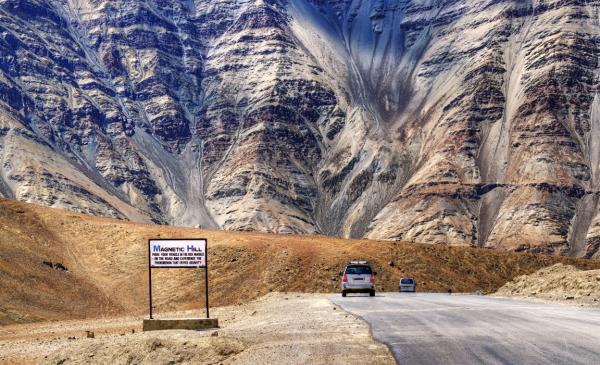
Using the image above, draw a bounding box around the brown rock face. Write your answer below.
[364,0,600,257]
[0,0,599,256]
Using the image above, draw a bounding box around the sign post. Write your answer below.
[147,239,209,319]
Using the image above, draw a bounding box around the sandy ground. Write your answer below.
[495,263,600,307]
[0,293,393,365]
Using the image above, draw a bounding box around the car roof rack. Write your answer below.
[349,260,369,265]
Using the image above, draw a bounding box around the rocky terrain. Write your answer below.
[0,0,599,256]
[495,263,600,307]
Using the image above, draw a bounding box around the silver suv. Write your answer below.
[341,261,376,297]
[399,277,416,292]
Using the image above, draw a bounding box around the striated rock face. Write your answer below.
[0,0,599,256]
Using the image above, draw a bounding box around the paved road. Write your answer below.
[331,293,600,365]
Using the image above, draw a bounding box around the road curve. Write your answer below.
[331,293,600,365]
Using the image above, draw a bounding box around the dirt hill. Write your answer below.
[2,198,600,325]
[495,264,600,307]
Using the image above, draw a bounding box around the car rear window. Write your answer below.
[401,278,414,284]
[345,265,372,275]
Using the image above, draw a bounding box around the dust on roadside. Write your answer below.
[0,293,393,365]
[494,263,600,307]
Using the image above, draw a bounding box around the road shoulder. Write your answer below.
[0,293,394,365]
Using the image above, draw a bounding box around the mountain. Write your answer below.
[0,0,598,257]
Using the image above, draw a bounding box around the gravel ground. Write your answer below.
[494,263,600,307]
[0,293,393,364]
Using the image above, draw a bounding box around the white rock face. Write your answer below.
[0,0,599,256]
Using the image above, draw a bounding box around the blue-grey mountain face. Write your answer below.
[0,0,599,258]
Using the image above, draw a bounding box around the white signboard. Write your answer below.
[149,239,207,268]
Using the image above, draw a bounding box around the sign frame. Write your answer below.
[147,238,209,319]
[149,239,207,269]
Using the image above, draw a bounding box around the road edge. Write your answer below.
[329,295,398,365]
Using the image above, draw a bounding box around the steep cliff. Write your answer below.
[0,0,598,256]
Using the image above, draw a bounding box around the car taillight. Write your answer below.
[369,274,375,283]
[342,273,348,283]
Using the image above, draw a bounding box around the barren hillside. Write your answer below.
[2,198,600,326]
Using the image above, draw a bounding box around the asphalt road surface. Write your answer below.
[331,293,600,365]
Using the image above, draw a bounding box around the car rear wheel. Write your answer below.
[342,291,347,297]
[369,290,375,297]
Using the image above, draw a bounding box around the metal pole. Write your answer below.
[205,243,209,319]
[148,241,153,319]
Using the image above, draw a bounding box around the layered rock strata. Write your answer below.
[0,0,599,257]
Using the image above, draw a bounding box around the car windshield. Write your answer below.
[345,265,372,275]
[401,278,414,284]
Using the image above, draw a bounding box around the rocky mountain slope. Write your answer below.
[0,0,599,256]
